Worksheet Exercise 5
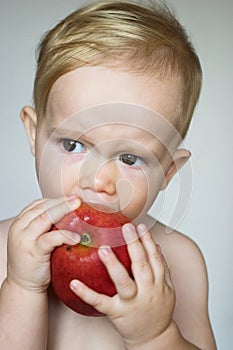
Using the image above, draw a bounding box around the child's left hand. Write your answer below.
[70,223,175,348]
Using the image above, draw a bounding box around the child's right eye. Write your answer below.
[61,139,86,154]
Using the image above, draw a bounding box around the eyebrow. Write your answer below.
[47,126,100,149]
[46,124,165,159]
[46,126,83,140]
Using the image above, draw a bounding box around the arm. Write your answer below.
[0,196,81,350]
[0,279,48,350]
[70,223,216,350]
[171,234,217,350]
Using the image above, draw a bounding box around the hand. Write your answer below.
[7,196,81,293]
[70,223,176,348]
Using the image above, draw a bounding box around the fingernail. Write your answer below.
[122,223,135,234]
[61,230,80,243]
[70,280,80,290]
[122,223,137,244]
[68,194,78,201]
[71,233,80,242]
[69,197,81,209]
[99,245,111,256]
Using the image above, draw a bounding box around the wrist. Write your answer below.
[124,321,198,350]
[3,277,48,296]
[124,322,174,350]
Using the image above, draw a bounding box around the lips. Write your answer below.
[73,192,120,213]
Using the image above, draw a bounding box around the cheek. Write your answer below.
[35,145,78,198]
[119,167,164,220]
[118,171,150,218]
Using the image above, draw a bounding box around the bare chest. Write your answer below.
[47,290,124,350]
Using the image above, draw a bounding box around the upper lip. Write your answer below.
[72,191,120,211]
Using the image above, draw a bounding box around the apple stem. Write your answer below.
[80,233,92,246]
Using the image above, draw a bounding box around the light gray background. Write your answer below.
[0,1,232,349]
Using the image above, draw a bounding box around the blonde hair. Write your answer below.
[33,0,202,138]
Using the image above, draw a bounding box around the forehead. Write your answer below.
[46,65,183,124]
[44,66,183,151]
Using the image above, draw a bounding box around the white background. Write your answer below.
[0,1,232,348]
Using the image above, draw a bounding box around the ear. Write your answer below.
[20,106,38,156]
[161,149,191,190]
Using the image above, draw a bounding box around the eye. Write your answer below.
[61,139,86,154]
[119,153,143,167]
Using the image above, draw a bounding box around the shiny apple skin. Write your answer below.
[50,203,132,316]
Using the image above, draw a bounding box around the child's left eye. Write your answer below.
[61,139,86,153]
[119,153,143,167]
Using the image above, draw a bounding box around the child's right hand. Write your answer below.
[6,196,81,293]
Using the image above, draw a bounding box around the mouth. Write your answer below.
[83,200,120,214]
[75,192,120,213]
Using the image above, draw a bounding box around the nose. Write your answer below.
[78,153,118,195]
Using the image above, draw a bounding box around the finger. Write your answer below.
[17,198,44,218]
[70,279,112,315]
[122,223,154,287]
[9,199,48,237]
[25,197,81,237]
[158,247,174,289]
[18,195,80,225]
[98,245,137,300]
[137,224,165,284]
[37,229,80,254]
[39,196,81,225]
[17,197,65,220]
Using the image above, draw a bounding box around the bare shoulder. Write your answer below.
[151,220,216,348]
[155,222,209,311]
[151,220,208,301]
[0,217,14,286]
[151,220,206,275]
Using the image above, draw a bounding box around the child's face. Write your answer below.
[22,66,188,222]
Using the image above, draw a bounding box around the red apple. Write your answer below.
[50,202,132,316]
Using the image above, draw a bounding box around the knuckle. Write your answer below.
[38,211,50,223]
[118,276,133,291]
[142,231,153,242]
[92,295,104,310]
[33,202,47,214]
[134,258,149,272]
[28,200,45,214]
[151,251,162,266]
[41,232,53,246]
[32,199,44,206]
[39,231,58,250]
[151,249,161,262]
